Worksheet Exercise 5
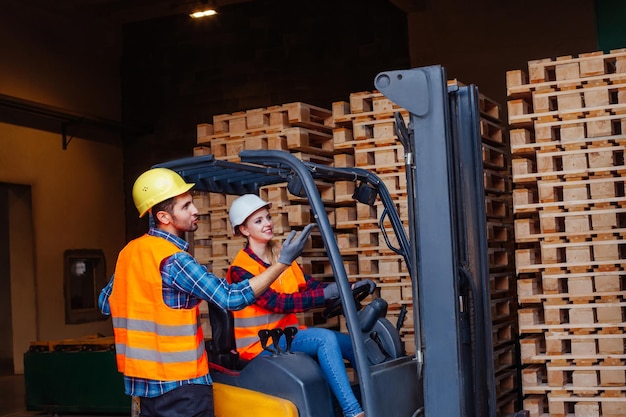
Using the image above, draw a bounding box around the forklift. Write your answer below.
[156,65,503,417]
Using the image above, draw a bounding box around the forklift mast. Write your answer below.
[375,65,498,417]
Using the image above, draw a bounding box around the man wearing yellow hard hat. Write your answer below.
[99,167,313,417]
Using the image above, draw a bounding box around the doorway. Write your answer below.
[0,183,37,375]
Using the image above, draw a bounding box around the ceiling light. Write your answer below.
[190,9,217,18]
[190,1,218,18]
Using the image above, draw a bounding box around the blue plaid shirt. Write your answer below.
[99,227,256,397]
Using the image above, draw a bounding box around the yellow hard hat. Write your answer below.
[132,168,195,218]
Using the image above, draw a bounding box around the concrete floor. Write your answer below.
[0,374,32,417]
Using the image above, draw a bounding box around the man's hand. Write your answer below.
[277,224,315,265]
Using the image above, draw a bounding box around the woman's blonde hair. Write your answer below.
[240,219,280,264]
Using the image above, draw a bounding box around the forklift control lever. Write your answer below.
[370,331,391,360]
[258,329,276,354]
[359,298,388,333]
[283,326,298,353]
[396,304,407,332]
[270,328,284,354]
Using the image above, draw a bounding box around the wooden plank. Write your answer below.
[30,335,115,352]
[283,102,333,131]
[283,127,335,156]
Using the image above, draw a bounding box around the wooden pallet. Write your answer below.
[518,304,625,333]
[492,297,517,322]
[282,102,334,131]
[516,242,626,274]
[509,98,626,129]
[528,391,626,417]
[511,129,626,156]
[481,117,508,146]
[486,195,514,220]
[209,103,333,136]
[488,221,514,245]
[513,145,626,183]
[355,253,408,282]
[30,335,115,352]
[283,127,335,156]
[483,142,509,170]
[520,329,626,370]
[495,368,519,398]
[512,190,626,214]
[518,275,625,304]
[507,49,626,95]
[491,271,517,298]
[354,143,405,172]
[332,91,409,125]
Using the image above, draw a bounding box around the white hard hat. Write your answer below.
[229,194,272,235]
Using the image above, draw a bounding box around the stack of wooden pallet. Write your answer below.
[508,49,626,417]
[476,84,520,417]
[192,102,348,329]
[193,102,337,274]
[331,90,413,345]
[330,85,519,416]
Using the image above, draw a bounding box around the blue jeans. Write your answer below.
[260,327,363,417]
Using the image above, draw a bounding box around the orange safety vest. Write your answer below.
[109,234,208,381]
[226,249,306,360]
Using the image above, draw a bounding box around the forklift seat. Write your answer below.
[205,301,248,370]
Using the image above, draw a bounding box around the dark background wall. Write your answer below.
[0,186,12,374]
[404,0,599,107]
[122,0,410,237]
[596,0,626,51]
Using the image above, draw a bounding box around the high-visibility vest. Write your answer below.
[226,249,306,360]
[110,234,208,381]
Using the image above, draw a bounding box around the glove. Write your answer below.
[277,224,315,265]
[352,279,376,294]
[323,283,339,301]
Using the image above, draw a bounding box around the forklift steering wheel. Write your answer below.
[322,284,371,319]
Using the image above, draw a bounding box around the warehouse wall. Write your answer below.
[405,0,599,110]
[2,184,36,376]
[0,189,11,374]
[0,4,125,373]
[0,128,125,374]
[120,0,411,239]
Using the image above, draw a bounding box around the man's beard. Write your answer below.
[172,215,198,234]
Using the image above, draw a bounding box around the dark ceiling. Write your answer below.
[9,0,258,26]
[11,0,422,26]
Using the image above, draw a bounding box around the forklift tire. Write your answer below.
[213,382,298,417]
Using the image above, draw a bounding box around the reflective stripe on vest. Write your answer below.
[226,249,306,360]
[109,234,208,381]
[115,340,206,363]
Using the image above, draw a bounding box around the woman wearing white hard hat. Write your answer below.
[227,194,373,417]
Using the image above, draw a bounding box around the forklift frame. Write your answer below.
[156,64,499,417]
